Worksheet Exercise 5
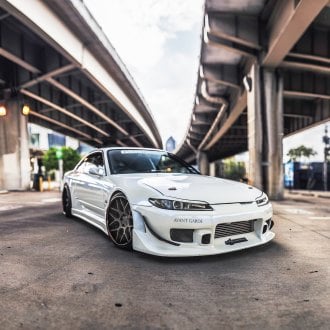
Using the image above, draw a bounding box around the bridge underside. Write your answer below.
[0,0,161,190]
[176,0,330,199]
[0,3,160,148]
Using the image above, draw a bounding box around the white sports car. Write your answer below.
[62,148,274,257]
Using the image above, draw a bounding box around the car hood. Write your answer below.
[138,174,262,204]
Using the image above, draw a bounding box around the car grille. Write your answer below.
[215,220,255,239]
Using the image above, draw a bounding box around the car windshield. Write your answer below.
[108,149,199,175]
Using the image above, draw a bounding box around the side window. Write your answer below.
[76,152,105,175]
[75,158,87,173]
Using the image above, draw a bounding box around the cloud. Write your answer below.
[84,0,204,144]
[84,0,203,72]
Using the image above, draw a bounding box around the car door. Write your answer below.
[77,152,107,219]
[84,152,108,218]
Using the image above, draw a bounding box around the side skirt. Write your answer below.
[71,208,107,234]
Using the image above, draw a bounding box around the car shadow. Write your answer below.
[135,240,287,264]
[62,213,287,264]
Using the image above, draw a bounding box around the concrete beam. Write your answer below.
[200,65,240,90]
[204,29,256,59]
[288,52,330,66]
[194,104,217,114]
[283,91,330,100]
[203,91,247,151]
[263,0,328,67]
[281,61,330,75]
[205,14,261,50]
[190,126,208,136]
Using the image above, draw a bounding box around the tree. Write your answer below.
[43,147,81,173]
[221,159,246,181]
[287,145,317,162]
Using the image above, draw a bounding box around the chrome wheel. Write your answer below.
[107,193,133,249]
[62,186,72,218]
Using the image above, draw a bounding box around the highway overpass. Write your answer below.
[176,0,330,199]
[0,0,162,190]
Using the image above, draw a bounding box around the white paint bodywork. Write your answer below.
[63,148,274,257]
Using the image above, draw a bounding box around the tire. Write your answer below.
[107,192,133,249]
[62,186,73,218]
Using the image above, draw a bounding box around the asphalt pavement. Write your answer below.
[0,191,329,330]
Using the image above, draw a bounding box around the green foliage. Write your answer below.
[287,145,317,161]
[222,159,246,181]
[43,147,81,173]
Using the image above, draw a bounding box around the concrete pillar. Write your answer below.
[0,100,30,190]
[197,151,209,175]
[247,63,263,190]
[247,63,284,199]
[264,70,284,200]
[209,162,216,177]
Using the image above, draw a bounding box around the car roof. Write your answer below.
[90,147,168,153]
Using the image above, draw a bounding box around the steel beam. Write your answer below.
[200,65,240,90]
[203,91,247,151]
[205,14,261,50]
[263,0,328,67]
[46,77,129,136]
[20,64,76,89]
[204,30,256,59]
[0,47,40,74]
[29,110,103,143]
[21,89,109,137]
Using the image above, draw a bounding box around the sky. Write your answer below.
[84,0,329,162]
[84,0,204,146]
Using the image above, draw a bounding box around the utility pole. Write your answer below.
[322,126,329,191]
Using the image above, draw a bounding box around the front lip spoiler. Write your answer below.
[142,216,180,247]
[225,237,248,245]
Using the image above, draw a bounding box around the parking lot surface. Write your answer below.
[0,191,329,329]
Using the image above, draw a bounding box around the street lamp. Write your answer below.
[322,125,329,191]
[0,103,31,117]
[21,104,30,116]
[0,105,6,117]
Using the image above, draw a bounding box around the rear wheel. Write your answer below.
[107,192,133,249]
[62,186,72,218]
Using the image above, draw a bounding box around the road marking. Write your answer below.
[41,198,61,203]
[309,216,330,220]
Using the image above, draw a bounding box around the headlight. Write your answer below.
[256,193,269,207]
[149,198,213,211]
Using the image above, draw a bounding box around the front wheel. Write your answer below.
[62,186,72,218]
[107,192,133,249]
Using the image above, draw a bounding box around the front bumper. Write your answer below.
[132,202,274,257]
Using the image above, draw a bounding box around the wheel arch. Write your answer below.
[105,190,130,225]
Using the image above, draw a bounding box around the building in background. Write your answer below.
[28,123,92,154]
[165,136,176,152]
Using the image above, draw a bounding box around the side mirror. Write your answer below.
[89,166,105,176]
